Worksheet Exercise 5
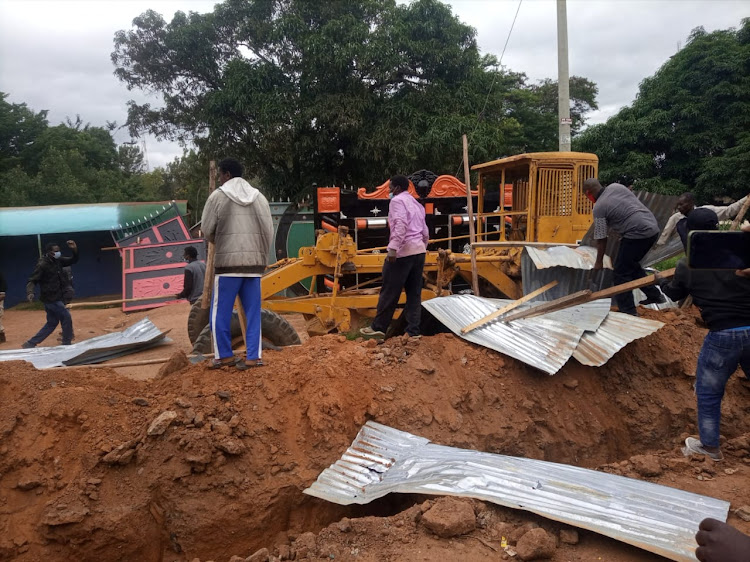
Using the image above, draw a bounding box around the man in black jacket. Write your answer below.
[23,240,79,348]
[660,209,750,462]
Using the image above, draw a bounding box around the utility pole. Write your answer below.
[557,0,571,151]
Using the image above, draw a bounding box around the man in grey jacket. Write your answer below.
[202,158,273,369]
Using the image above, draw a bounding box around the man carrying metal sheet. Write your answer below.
[658,209,750,462]
[22,240,79,348]
[584,178,666,315]
[656,192,748,250]
[201,158,273,370]
[361,175,429,339]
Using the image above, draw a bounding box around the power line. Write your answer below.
[457,0,523,177]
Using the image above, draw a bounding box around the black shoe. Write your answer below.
[639,294,666,306]
[21,341,35,349]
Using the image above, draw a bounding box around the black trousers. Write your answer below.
[372,253,426,336]
[614,235,661,314]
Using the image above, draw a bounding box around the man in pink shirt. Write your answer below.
[361,175,429,338]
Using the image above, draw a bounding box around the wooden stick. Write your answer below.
[67,295,179,308]
[730,193,750,231]
[463,134,480,296]
[201,160,218,310]
[501,268,677,322]
[501,290,592,322]
[472,241,579,248]
[461,280,558,334]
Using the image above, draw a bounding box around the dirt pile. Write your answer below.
[1,307,749,561]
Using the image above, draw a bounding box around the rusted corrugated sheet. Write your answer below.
[573,312,665,366]
[305,422,729,562]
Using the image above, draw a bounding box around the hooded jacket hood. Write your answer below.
[218,177,261,206]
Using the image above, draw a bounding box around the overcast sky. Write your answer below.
[1,0,747,169]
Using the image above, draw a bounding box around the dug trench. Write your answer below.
[1,307,750,561]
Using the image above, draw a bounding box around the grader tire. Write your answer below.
[187,300,245,344]
[191,309,301,355]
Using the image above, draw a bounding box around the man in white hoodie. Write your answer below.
[201,158,273,369]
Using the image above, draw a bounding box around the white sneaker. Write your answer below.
[683,437,723,462]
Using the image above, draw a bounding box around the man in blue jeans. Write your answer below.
[660,209,750,461]
[23,240,79,348]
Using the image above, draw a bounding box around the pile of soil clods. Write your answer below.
[1,307,749,561]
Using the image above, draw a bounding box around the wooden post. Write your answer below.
[201,160,217,310]
[463,134,480,296]
[730,193,750,231]
[461,280,558,334]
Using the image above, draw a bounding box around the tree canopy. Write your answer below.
[112,0,598,200]
[575,18,750,202]
[0,92,164,207]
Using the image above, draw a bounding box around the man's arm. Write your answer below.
[59,240,79,266]
[175,269,193,299]
[709,196,748,221]
[26,261,43,299]
[656,212,682,246]
[387,199,407,260]
[592,214,609,269]
[201,195,218,242]
[660,260,690,301]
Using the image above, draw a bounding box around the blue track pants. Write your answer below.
[209,275,262,361]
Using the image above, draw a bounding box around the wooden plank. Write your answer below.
[501,290,592,322]
[67,295,178,309]
[588,268,675,301]
[463,134,480,296]
[501,267,677,322]
[200,160,217,310]
[461,280,558,334]
[472,242,579,248]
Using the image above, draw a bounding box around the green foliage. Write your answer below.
[112,0,598,200]
[0,91,166,207]
[575,19,750,202]
[653,254,684,271]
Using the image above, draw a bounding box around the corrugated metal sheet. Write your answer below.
[489,297,611,332]
[525,245,611,270]
[305,422,729,562]
[422,294,584,375]
[522,251,614,301]
[0,318,169,369]
[573,312,664,367]
[580,191,682,267]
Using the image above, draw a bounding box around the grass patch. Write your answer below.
[11,301,45,311]
[653,253,684,271]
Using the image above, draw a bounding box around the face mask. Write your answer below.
[585,192,597,204]
[388,192,394,199]
[53,251,62,259]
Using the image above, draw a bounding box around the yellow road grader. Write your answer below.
[189,151,598,351]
